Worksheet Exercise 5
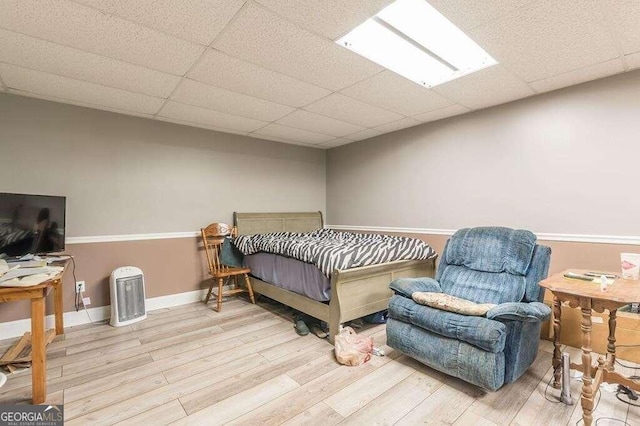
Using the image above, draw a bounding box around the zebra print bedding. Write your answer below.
[234,228,437,277]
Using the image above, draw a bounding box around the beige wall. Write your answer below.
[0,93,326,323]
[327,70,640,236]
[0,93,326,237]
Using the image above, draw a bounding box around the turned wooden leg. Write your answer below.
[216,278,224,312]
[580,305,594,426]
[607,309,617,369]
[31,296,46,404]
[244,274,255,304]
[552,296,563,388]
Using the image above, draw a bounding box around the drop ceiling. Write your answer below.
[0,0,638,149]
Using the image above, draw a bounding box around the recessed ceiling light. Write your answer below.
[337,0,497,88]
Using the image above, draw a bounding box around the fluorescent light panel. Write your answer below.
[337,0,497,88]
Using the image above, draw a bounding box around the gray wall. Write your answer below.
[327,70,640,236]
[0,93,326,237]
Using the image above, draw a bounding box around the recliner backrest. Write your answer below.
[436,227,550,304]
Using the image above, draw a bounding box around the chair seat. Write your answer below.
[210,267,251,278]
[389,295,506,353]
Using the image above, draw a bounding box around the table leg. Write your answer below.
[31,296,46,404]
[552,296,562,388]
[607,309,617,369]
[53,279,64,335]
[580,305,594,426]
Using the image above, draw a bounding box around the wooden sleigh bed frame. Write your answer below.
[234,212,437,343]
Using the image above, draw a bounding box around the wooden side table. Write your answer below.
[540,270,640,426]
[0,260,68,404]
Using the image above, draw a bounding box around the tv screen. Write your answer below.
[0,192,66,257]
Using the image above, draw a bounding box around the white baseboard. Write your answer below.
[0,289,208,340]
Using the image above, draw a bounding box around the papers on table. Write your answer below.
[0,264,64,287]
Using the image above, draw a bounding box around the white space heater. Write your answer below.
[110,266,147,327]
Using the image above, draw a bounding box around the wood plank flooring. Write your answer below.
[0,298,638,425]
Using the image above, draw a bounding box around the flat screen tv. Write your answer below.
[0,192,66,257]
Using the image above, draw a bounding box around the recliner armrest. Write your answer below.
[486,302,550,322]
[389,277,442,298]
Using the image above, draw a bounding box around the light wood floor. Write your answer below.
[0,298,638,425]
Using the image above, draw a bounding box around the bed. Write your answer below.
[233,211,437,343]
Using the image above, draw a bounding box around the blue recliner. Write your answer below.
[386,227,551,391]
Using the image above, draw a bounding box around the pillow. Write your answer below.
[412,292,496,316]
[220,237,244,267]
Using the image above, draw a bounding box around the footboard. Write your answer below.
[327,257,436,343]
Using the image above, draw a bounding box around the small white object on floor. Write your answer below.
[0,372,6,389]
[600,382,618,393]
[372,347,385,356]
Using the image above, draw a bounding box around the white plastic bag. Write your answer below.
[334,326,374,366]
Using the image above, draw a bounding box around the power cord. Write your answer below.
[594,418,631,425]
[544,365,563,403]
[77,288,109,325]
[56,254,106,324]
[574,390,602,425]
[78,289,107,325]
[53,254,79,311]
[571,344,640,425]
[616,387,640,407]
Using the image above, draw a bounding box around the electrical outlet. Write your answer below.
[82,297,91,306]
[75,281,86,293]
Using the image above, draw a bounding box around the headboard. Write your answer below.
[234,212,323,235]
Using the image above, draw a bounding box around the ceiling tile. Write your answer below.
[602,0,640,55]
[345,128,383,141]
[530,59,625,94]
[246,133,296,145]
[316,138,354,149]
[252,123,334,144]
[253,0,393,39]
[427,0,535,30]
[433,66,534,109]
[413,104,470,123]
[212,4,383,91]
[0,0,204,75]
[304,93,403,128]
[73,0,244,46]
[276,110,365,138]
[0,29,180,98]
[159,101,268,133]
[6,88,155,119]
[0,63,164,114]
[468,0,619,82]
[626,52,640,71]
[375,117,422,134]
[155,116,247,135]
[171,79,294,122]
[188,49,330,107]
[341,71,454,116]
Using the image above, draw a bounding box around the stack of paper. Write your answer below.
[0,260,63,287]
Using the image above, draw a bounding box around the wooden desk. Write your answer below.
[0,260,68,404]
[540,270,640,426]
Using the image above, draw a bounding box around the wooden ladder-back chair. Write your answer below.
[201,223,255,312]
